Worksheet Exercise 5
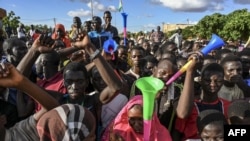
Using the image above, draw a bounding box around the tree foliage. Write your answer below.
[193,8,250,41]
[194,13,226,39]
[221,9,250,41]
[2,11,20,29]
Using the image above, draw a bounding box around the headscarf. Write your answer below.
[52,24,66,39]
[37,104,96,141]
[102,95,172,141]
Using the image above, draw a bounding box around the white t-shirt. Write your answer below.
[17,27,26,38]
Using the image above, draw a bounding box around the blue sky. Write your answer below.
[1,0,250,33]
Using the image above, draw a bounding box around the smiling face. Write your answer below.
[201,73,224,94]
[64,70,88,100]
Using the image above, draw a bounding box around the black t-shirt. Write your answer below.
[0,99,19,128]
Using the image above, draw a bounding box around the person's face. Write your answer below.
[142,42,150,51]
[83,22,91,32]
[153,61,174,83]
[128,105,143,134]
[118,48,127,61]
[73,17,81,28]
[11,43,28,64]
[130,49,143,67]
[64,70,88,100]
[143,62,155,76]
[91,22,101,31]
[55,28,64,39]
[103,13,112,24]
[240,55,250,74]
[91,68,107,92]
[39,54,58,78]
[200,124,224,141]
[223,61,242,82]
[201,73,224,94]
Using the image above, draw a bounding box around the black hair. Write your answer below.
[160,41,176,51]
[92,16,102,24]
[157,58,177,73]
[40,50,60,66]
[104,10,111,15]
[196,109,228,134]
[215,48,232,60]
[220,55,241,68]
[63,61,88,80]
[228,100,250,124]
[237,49,250,57]
[2,37,26,55]
[203,55,216,60]
[130,46,145,55]
[143,55,158,64]
[201,63,224,79]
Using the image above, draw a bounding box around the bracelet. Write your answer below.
[89,49,100,61]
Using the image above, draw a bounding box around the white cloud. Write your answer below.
[9,4,16,7]
[67,1,118,18]
[67,9,92,17]
[233,0,250,4]
[86,1,118,12]
[151,0,225,12]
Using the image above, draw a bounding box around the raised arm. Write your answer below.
[176,54,201,119]
[17,34,55,77]
[73,33,123,104]
[0,63,59,121]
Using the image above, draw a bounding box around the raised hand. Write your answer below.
[31,34,55,53]
[72,31,92,49]
[230,74,244,83]
[186,51,203,73]
[0,62,24,89]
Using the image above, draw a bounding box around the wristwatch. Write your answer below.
[89,49,100,61]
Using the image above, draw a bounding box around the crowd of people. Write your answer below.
[0,10,250,141]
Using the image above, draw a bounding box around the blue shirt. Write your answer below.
[88,30,112,50]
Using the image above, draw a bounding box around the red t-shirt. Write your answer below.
[35,72,67,112]
[175,98,231,141]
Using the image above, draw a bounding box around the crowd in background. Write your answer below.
[0,10,250,141]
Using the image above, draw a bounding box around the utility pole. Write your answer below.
[53,18,56,26]
[90,0,94,19]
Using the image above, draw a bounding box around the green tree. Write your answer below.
[194,13,226,39]
[182,26,195,40]
[221,9,250,41]
[2,11,20,29]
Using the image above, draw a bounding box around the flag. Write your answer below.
[118,0,123,12]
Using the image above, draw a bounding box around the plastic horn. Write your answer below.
[166,34,225,85]
[103,38,118,60]
[121,12,128,46]
[135,77,164,141]
[244,36,250,48]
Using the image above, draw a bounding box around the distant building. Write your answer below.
[162,23,195,33]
